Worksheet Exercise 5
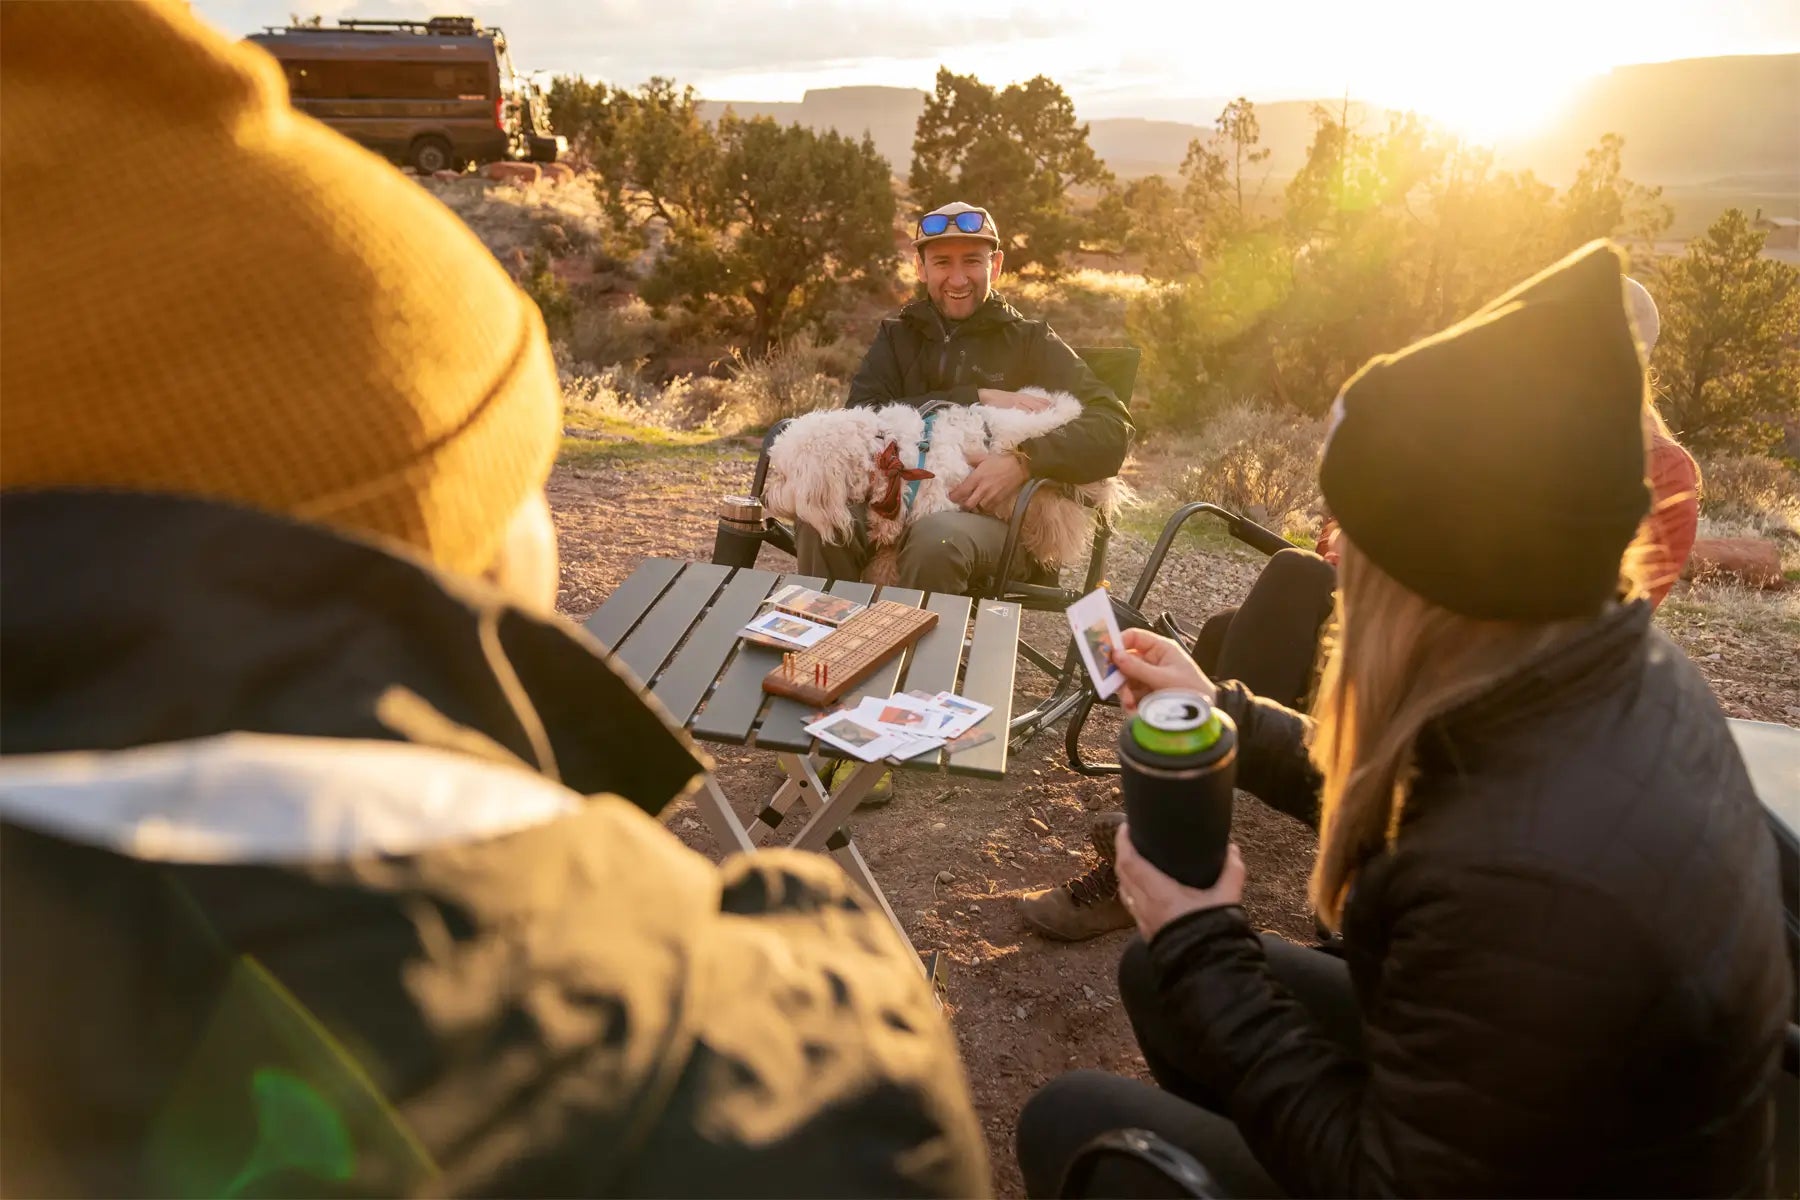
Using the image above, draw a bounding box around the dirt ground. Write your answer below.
[549,444,1799,1198]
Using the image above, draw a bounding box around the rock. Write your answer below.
[1026,817,1050,834]
[931,821,947,830]
[1014,1005,1028,1020]
[1082,984,1097,1001]
[935,870,957,884]
[539,162,576,184]
[1683,538,1785,589]
[483,161,541,185]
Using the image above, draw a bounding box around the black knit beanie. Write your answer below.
[1319,240,1650,621]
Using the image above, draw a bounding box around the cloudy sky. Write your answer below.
[195,0,1799,136]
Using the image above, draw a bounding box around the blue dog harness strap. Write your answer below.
[905,411,937,511]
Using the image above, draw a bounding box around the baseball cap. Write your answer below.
[912,201,1000,249]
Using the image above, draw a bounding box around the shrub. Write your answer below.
[521,249,574,339]
[1698,454,1800,534]
[566,298,658,370]
[1173,401,1325,527]
[424,173,612,265]
[1006,268,1145,346]
[711,344,845,433]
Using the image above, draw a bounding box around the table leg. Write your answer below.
[747,754,824,844]
[823,828,922,962]
[692,773,755,855]
[723,754,936,992]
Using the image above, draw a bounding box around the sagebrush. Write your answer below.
[1173,402,1326,528]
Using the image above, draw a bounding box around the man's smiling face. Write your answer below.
[918,238,1003,321]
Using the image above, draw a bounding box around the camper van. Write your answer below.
[246,16,564,174]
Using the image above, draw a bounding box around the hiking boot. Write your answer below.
[1017,812,1133,941]
[823,757,895,808]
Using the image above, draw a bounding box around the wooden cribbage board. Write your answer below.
[761,601,939,706]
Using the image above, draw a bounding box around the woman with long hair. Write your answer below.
[1014,242,1790,1197]
[1016,274,1704,945]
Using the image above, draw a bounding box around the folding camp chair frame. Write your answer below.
[1061,500,1292,776]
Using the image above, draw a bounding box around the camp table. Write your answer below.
[585,558,1020,967]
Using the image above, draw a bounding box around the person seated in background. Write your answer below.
[1017,270,1704,942]
[1012,242,1791,1198]
[795,201,1134,593]
[0,4,988,1196]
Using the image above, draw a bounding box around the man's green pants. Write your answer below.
[794,510,1011,592]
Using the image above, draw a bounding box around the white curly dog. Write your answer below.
[762,388,1129,585]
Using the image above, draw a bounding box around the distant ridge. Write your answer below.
[697,54,1800,195]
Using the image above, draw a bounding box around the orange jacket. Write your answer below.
[1313,431,1700,609]
[1639,431,1701,607]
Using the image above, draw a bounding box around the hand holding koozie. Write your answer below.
[1102,628,1239,901]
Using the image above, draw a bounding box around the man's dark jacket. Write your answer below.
[0,490,990,1198]
[847,294,1132,485]
[1154,600,1792,1196]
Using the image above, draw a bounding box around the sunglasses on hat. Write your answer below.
[918,211,989,237]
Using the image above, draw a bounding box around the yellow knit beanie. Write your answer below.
[0,0,560,577]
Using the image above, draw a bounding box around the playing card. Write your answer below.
[766,584,864,627]
[1066,587,1126,700]
[803,711,908,762]
[885,736,946,764]
[930,691,993,737]
[742,609,834,648]
[945,728,996,756]
[866,692,957,736]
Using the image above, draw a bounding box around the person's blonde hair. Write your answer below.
[1306,411,1663,929]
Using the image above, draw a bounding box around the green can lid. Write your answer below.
[1131,691,1222,756]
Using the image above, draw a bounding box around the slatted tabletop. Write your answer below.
[586,559,1019,779]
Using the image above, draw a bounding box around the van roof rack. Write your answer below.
[263,16,487,36]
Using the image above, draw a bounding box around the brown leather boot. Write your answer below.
[1016,812,1133,941]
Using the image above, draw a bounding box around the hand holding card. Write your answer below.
[1066,587,1126,700]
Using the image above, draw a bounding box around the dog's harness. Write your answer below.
[906,410,939,511]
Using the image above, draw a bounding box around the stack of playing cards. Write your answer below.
[764,584,864,627]
[802,689,995,763]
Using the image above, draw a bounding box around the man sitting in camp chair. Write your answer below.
[796,201,1135,592]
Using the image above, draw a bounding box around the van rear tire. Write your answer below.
[409,137,453,175]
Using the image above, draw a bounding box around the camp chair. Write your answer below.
[710,346,1141,748]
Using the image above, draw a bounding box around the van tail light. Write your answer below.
[495,96,506,130]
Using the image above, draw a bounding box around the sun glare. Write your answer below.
[1337,9,1612,144]
[1409,72,1591,144]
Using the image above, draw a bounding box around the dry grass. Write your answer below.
[1007,268,1145,348]
[422,174,612,266]
[1698,454,1800,539]
[558,338,852,438]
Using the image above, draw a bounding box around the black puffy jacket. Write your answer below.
[846,294,1133,485]
[1152,600,1791,1196]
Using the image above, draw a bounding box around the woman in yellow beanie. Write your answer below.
[0,3,988,1196]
